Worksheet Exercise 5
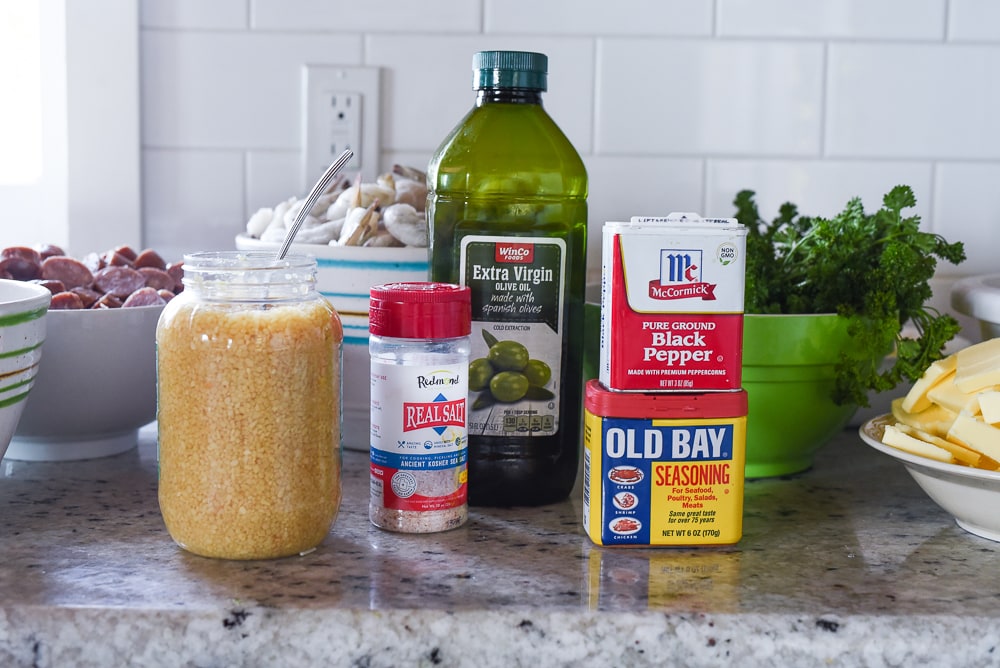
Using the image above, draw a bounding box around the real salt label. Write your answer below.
[599,213,747,392]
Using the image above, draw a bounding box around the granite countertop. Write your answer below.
[2,424,1000,668]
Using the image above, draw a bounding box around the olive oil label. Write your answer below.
[460,236,566,437]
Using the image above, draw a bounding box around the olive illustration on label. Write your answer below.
[487,340,529,371]
[489,371,530,402]
[523,359,551,387]
[469,358,495,392]
[471,330,555,409]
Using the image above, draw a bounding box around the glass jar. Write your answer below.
[156,251,343,559]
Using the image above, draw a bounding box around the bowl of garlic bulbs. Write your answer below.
[236,164,430,314]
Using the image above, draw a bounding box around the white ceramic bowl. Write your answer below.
[951,273,1000,340]
[235,234,429,315]
[6,303,164,461]
[0,280,51,460]
[860,414,1000,542]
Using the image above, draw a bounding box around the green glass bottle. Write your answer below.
[427,50,588,507]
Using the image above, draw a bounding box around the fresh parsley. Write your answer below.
[733,185,966,407]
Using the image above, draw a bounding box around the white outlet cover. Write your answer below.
[301,65,380,188]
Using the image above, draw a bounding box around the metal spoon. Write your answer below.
[275,149,354,261]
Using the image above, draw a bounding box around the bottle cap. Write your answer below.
[472,51,547,91]
[369,282,472,339]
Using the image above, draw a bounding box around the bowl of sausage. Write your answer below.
[0,243,181,461]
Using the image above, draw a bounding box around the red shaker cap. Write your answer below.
[369,282,472,339]
[585,379,748,419]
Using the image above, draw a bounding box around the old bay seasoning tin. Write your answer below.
[582,380,747,546]
[600,214,747,392]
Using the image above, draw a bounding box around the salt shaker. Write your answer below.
[368,282,471,533]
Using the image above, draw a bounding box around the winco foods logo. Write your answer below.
[495,242,534,263]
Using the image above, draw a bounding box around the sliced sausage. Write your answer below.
[134,248,166,270]
[70,286,102,308]
[112,245,138,262]
[92,293,123,309]
[93,265,145,298]
[0,256,41,281]
[2,246,42,264]
[49,291,85,310]
[2,247,42,280]
[40,256,94,289]
[166,262,185,292]
[102,250,134,268]
[122,287,167,308]
[31,279,66,295]
[137,266,174,291]
[36,244,65,260]
[156,289,176,303]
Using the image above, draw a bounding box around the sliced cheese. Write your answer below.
[893,421,986,467]
[882,424,955,463]
[946,413,1000,462]
[955,337,1000,393]
[927,372,981,415]
[891,397,958,439]
[977,390,1000,426]
[901,354,958,413]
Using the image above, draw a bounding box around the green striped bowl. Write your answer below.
[0,280,51,460]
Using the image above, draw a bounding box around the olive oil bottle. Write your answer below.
[427,50,588,507]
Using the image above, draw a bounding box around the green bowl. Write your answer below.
[742,313,858,478]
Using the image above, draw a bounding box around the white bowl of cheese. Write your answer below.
[859,337,1000,542]
[861,415,1000,542]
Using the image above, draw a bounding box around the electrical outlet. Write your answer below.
[302,65,380,189]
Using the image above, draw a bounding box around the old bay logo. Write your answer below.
[495,242,534,264]
[649,248,716,301]
[605,424,732,460]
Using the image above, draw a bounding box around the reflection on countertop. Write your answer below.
[2,423,999,667]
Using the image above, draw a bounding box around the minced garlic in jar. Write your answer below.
[156,252,342,560]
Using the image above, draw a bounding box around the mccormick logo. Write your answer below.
[403,394,466,434]
[649,249,717,301]
[495,242,534,264]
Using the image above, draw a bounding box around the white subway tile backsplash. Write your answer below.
[933,162,1000,276]
[826,44,1000,159]
[597,39,824,156]
[484,0,712,36]
[705,159,933,223]
[251,0,480,33]
[718,0,946,40]
[142,150,246,261]
[948,0,1000,42]
[246,150,302,218]
[140,0,248,30]
[585,155,704,278]
[367,36,595,154]
[127,4,1000,310]
[142,31,361,149]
